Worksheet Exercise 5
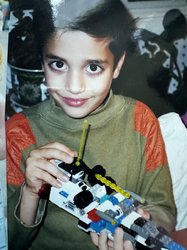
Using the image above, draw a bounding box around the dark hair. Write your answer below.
[66,0,137,66]
[34,0,136,66]
[10,0,136,67]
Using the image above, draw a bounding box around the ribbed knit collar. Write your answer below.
[39,90,125,131]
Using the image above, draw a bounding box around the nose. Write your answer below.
[65,70,85,94]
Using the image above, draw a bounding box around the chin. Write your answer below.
[69,113,88,119]
[65,109,89,119]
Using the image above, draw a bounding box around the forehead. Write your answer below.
[44,30,113,60]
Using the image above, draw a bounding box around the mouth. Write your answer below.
[63,97,88,107]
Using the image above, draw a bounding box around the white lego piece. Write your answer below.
[121,211,141,228]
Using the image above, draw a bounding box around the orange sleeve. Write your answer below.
[134,101,167,171]
[6,113,36,186]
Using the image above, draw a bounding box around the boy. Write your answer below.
[6,0,176,249]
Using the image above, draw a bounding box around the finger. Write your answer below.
[137,207,150,220]
[113,227,124,250]
[37,168,63,188]
[107,239,114,250]
[30,147,76,164]
[90,232,99,247]
[98,231,108,250]
[29,148,72,164]
[27,166,63,188]
[40,142,77,157]
[124,240,134,250]
[26,158,69,183]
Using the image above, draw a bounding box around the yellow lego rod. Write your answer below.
[75,120,88,166]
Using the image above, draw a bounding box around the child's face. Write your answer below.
[43,30,124,118]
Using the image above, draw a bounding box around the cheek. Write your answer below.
[96,78,113,95]
[88,72,113,94]
[87,82,108,96]
[44,65,56,85]
[44,72,64,90]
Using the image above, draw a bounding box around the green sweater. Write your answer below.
[6,93,176,250]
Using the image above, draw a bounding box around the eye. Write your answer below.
[48,60,68,72]
[86,64,103,74]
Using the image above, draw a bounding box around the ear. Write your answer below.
[113,53,125,79]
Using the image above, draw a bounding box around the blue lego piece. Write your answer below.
[90,219,106,233]
[108,195,119,205]
[106,209,117,219]
[105,222,116,234]
[167,241,186,250]
[59,190,69,198]
[99,194,110,204]
[122,198,133,208]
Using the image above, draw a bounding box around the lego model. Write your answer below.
[49,121,186,250]
[49,158,186,250]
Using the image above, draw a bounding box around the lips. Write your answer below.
[63,97,88,107]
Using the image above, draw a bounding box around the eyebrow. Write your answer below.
[44,53,108,65]
[86,59,108,65]
[44,53,65,61]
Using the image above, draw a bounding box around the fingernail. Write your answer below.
[56,181,62,188]
[65,155,73,163]
[74,151,78,157]
[62,175,69,182]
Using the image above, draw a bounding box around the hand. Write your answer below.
[137,207,151,220]
[25,142,77,198]
[90,208,151,250]
[90,228,134,250]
